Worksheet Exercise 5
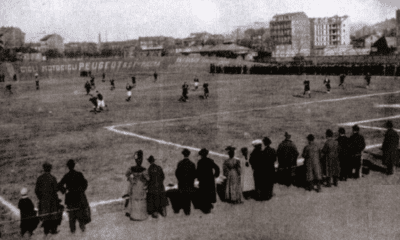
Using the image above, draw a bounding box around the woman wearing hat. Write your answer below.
[249,139,264,200]
[222,146,242,204]
[196,148,220,214]
[146,155,168,218]
[125,151,149,221]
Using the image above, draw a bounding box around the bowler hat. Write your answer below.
[66,159,75,169]
[147,155,156,163]
[182,148,191,157]
[284,132,291,138]
[199,148,209,156]
[306,134,315,141]
[262,137,272,146]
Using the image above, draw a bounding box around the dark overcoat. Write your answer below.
[147,163,168,213]
[277,140,299,168]
[58,170,91,224]
[175,158,196,193]
[35,173,59,221]
[321,138,341,177]
[382,128,399,167]
[302,142,322,182]
[196,157,220,204]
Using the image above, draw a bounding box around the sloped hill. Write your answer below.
[351,18,396,38]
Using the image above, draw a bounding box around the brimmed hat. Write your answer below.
[182,148,191,157]
[306,134,314,141]
[262,137,272,146]
[147,155,156,162]
[20,188,28,197]
[284,132,291,138]
[67,159,75,168]
[251,139,262,146]
[42,162,52,172]
[199,148,209,156]
[225,146,236,151]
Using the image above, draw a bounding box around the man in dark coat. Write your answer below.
[277,132,299,187]
[58,159,91,233]
[262,137,277,201]
[302,134,322,192]
[175,148,196,215]
[35,162,60,236]
[147,156,168,218]
[382,121,399,175]
[321,129,341,187]
[348,125,366,179]
[84,81,91,95]
[337,127,350,181]
[196,148,220,214]
[249,139,271,201]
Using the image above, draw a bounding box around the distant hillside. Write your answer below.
[350,18,396,38]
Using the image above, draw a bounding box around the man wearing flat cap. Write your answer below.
[175,149,196,215]
[277,132,299,187]
[196,148,220,214]
[58,159,91,233]
[348,125,366,179]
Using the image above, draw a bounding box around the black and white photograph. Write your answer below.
[1,0,400,239]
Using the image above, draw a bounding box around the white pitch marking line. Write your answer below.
[0,196,20,219]
[86,91,400,208]
[374,104,400,108]
[114,91,400,128]
[358,125,400,132]
[338,115,400,126]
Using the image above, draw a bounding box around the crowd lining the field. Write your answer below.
[5,119,399,238]
[210,63,400,76]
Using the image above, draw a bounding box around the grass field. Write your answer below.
[1,72,400,239]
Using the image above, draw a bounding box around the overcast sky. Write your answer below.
[1,0,399,43]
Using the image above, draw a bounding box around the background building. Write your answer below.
[310,15,350,48]
[270,12,311,57]
[0,26,25,49]
[40,34,64,53]
[397,10,400,50]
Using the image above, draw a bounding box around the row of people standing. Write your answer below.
[18,160,91,238]
[212,63,400,76]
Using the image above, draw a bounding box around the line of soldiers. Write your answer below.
[211,63,400,76]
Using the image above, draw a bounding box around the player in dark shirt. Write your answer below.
[110,79,115,91]
[90,76,95,89]
[203,83,209,99]
[153,72,158,82]
[89,95,98,113]
[365,72,371,88]
[35,73,39,90]
[5,84,13,94]
[303,80,311,98]
[179,82,189,102]
[323,76,331,93]
[339,73,346,89]
[84,81,91,95]
[132,76,136,85]
[126,83,133,102]
[102,73,106,82]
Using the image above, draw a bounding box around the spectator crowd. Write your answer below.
[10,121,399,238]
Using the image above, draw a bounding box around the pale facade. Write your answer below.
[270,12,311,57]
[310,15,350,49]
[40,34,64,53]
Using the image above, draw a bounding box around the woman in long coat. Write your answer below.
[125,151,149,221]
[302,134,322,192]
[249,140,267,201]
[196,148,220,214]
[146,156,169,218]
[321,129,341,187]
[222,146,242,204]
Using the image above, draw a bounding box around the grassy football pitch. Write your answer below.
[2,72,400,239]
[1,73,400,203]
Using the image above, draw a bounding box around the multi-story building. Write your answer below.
[397,10,400,50]
[270,12,311,57]
[310,15,350,49]
[40,34,64,53]
[0,26,25,49]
